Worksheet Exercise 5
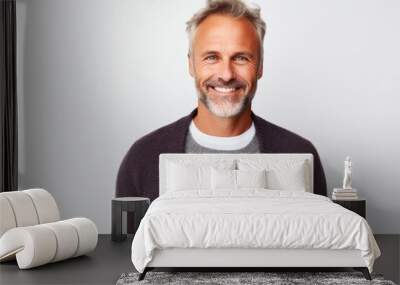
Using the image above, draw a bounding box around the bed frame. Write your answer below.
[141,248,371,280]
[138,154,372,281]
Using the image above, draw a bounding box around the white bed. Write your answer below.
[131,154,381,280]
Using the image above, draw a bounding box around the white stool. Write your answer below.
[0,188,98,269]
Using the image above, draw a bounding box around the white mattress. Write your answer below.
[131,190,381,273]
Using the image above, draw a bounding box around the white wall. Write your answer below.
[17,0,400,234]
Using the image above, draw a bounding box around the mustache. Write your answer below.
[204,79,246,89]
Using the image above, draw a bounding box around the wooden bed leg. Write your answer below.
[138,268,148,281]
[354,267,372,280]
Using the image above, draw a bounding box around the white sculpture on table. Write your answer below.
[342,156,352,190]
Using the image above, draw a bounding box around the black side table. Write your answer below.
[332,199,366,219]
[111,197,150,242]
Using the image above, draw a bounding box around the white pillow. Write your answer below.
[237,159,309,192]
[211,168,268,190]
[236,169,267,189]
[211,168,236,190]
[166,159,235,192]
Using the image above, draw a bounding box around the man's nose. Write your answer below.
[218,61,235,82]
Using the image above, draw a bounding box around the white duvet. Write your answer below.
[131,190,381,273]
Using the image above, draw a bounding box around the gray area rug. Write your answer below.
[116,271,397,285]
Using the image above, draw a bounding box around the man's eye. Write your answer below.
[234,55,249,62]
[205,55,217,61]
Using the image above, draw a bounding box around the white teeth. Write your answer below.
[214,87,235,93]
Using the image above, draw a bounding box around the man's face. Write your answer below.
[189,14,263,118]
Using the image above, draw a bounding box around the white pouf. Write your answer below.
[0,189,98,269]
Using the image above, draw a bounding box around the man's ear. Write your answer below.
[188,53,195,78]
[257,60,263,79]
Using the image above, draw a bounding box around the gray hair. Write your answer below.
[186,0,266,62]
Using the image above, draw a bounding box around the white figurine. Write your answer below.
[342,156,352,190]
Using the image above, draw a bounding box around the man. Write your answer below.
[116,0,327,230]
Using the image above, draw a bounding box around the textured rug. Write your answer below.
[116,271,397,285]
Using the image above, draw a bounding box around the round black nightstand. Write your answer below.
[111,197,150,242]
[332,198,366,219]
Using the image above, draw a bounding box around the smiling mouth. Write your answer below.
[208,86,242,95]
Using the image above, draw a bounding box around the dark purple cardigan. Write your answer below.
[116,108,327,200]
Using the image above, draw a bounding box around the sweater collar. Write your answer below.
[176,108,267,153]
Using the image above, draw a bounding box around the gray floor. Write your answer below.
[0,234,398,285]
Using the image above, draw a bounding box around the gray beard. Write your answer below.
[196,87,255,118]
